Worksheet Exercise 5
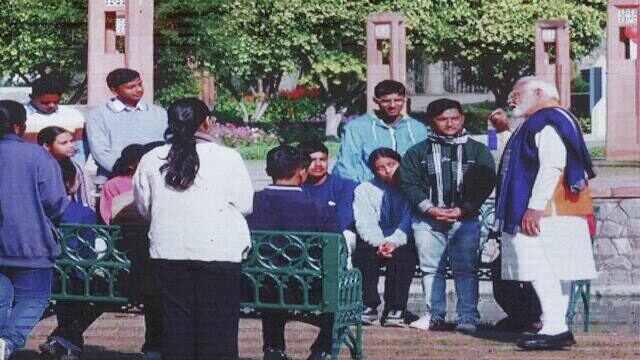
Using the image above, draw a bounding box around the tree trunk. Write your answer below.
[253,99,270,122]
[238,102,250,123]
[325,103,345,139]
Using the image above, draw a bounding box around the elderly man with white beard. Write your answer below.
[495,76,597,350]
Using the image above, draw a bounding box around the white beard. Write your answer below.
[512,95,536,118]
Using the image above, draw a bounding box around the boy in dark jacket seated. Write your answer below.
[247,145,338,360]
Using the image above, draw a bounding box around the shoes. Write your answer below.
[39,337,81,360]
[381,310,406,328]
[429,319,449,331]
[264,347,291,360]
[409,314,431,330]
[403,311,420,325]
[306,350,331,360]
[516,331,576,350]
[361,307,379,326]
[494,316,542,333]
[455,322,478,334]
[0,338,9,360]
[142,350,162,360]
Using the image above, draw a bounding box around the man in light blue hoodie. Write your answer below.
[332,80,429,183]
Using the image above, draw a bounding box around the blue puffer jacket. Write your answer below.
[332,113,430,183]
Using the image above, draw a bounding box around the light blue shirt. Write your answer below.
[332,113,430,183]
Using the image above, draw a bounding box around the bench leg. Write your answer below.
[565,281,578,329]
[582,281,591,332]
[330,323,343,360]
[350,322,363,360]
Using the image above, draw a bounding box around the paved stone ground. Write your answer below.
[12,314,639,360]
[11,294,640,360]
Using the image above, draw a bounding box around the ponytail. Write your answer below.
[0,100,27,138]
[160,98,210,190]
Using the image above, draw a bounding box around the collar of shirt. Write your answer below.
[264,185,303,191]
[24,102,56,116]
[372,113,409,129]
[107,98,149,113]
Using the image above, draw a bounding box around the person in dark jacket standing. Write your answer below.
[399,99,496,333]
[0,100,69,360]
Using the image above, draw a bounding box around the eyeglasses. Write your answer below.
[376,97,405,105]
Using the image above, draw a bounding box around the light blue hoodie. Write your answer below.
[332,113,430,183]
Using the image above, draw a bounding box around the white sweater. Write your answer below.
[133,142,253,262]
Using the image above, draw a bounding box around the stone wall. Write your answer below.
[592,187,640,295]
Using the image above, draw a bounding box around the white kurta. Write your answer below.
[501,125,598,281]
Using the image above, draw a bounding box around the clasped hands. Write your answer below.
[426,207,464,223]
[377,242,396,258]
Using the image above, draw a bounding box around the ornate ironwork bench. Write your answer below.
[52,226,363,360]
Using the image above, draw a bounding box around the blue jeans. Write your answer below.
[0,267,52,350]
[413,218,481,325]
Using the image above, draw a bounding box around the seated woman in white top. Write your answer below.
[133,98,253,360]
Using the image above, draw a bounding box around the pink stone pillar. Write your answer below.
[535,20,571,109]
[606,1,640,161]
[125,0,154,106]
[87,0,154,106]
[366,13,406,113]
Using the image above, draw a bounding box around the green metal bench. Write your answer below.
[52,225,364,360]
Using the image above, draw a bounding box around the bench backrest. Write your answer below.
[51,226,356,314]
[240,231,350,313]
[53,224,130,303]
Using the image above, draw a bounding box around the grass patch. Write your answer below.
[237,141,341,160]
[590,146,605,159]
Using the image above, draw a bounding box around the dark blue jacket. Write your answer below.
[303,174,357,232]
[247,185,339,233]
[0,134,69,268]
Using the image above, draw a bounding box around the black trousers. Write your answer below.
[155,259,241,360]
[493,280,542,324]
[352,239,416,311]
[491,255,542,325]
[262,312,334,353]
[51,295,162,351]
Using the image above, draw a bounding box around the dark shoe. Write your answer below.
[494,316,541,333]
[516,331,576,350]
[381,310,406,328]
[264,347,291,360]
[428,318,449,331]
[403,310,420,325]
[455,322,478,334]
[39,337,81,360]
[306,350,331,360]
[361,307,379,326]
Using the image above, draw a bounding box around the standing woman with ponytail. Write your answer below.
[133,98,253,360]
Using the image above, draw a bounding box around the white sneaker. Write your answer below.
[409,314,432,330]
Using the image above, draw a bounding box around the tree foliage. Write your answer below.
[403,0,607,105]
[0,0,606,110]
[0,0,86,100]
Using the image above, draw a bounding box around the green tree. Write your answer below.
[0,0,86,101]
[402,0,606,106]
[197,0,375,136]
